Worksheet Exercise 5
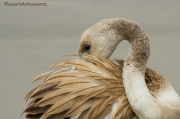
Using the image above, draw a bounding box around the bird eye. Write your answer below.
[84,45,90,51]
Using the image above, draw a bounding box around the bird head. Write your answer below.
[78,19,123,59]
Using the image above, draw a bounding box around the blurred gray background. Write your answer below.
[0,0,180,118]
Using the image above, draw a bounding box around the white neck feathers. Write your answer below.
[123,63,162,119]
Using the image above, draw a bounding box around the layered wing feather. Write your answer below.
[23,55,169,119]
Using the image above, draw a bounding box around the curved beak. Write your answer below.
[76,52,82,60]
[77,51,88,60]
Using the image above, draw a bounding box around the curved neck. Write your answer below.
[82,18,180,118]
[111,19,150,67]
[114,20,164,118]
[112,19,180,119]
[123,37,161,119]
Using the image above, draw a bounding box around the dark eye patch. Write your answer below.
[84,45,90,51]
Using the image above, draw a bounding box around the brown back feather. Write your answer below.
[23,55,169,119]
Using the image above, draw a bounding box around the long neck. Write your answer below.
[123,38,163,119]
[91,18,180,118]
[122,30,180,119]
[116,20,163,118]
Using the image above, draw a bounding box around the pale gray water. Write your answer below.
[0,0,180,118]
